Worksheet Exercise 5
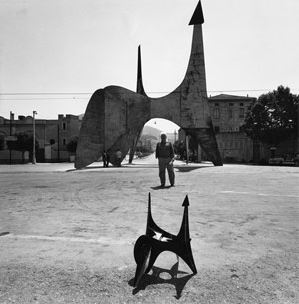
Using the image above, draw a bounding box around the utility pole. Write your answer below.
[32,111,37,164]
[9,111,13,164]
[57,124,60,161]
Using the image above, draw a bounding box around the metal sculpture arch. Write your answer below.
[75,1,222,168]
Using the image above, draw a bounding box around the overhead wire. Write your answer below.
[0,89,280,95]
[0,88,287,101]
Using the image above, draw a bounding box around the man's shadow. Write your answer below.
[128,262,195,299]
[151,185,172,190]
[175,165,211,173]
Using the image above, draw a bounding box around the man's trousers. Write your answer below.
[158,157,175,186]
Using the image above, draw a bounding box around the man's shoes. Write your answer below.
[170,184,175,187]
[160,184,165,188]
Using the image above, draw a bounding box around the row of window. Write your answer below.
[213,106,245,119]
[214,126,244,133]
[218,140,247,149]
[50,138,67,145]
[214,102,244,107]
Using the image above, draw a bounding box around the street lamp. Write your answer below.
[32,111,37,164]
[9,111,14,165]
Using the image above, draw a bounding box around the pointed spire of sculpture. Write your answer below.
[146,192,155,236]
[182,195,190,207]
[189,0,204,25]
[136,45,146,95]
[178,195,190,241]
[128,45,146,164]
[146,192,168,238]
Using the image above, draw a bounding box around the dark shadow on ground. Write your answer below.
[0,232,10,237]
[128,262,194,299]
[124,165,158,168]
[151,185,172,190]
[66,164,214,172]
[175,165,212,172]
[66,165,157,172]
[66,166,109,172]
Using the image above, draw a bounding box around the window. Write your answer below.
[50,139,55,145]
[213,108,220,119]
[63,122,66,130]
[63,139,66,145]
[228,103,233,119]
[239,107,245,118]
[213,103,220,119]
[214,126,220,133]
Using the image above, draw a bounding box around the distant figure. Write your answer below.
[102,150,109,167]
[115,149,122,167]
[155,133,175,187]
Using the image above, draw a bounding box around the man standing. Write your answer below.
[155,133,175,187]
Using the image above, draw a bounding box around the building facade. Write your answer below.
[1,94,296,164]
[178,94,256,163]
[209,94,298,163]
[209,94,256,163]
[0,114,81,163]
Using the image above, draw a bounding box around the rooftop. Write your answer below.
[209,94,256,100]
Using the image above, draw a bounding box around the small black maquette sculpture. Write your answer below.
[133,193,197,287]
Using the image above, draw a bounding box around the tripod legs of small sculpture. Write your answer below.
[133,193,197,287]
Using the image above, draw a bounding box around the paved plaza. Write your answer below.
[0,156,298,303]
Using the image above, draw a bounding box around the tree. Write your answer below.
[242,86,298,146]
[66,136,78,154]
[6,132,39,162]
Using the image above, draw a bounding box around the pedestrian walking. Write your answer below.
[102,150,109,167]
[155,133,175,187]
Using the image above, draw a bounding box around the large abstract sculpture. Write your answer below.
[75,1,222,168]
[133,193,197,287]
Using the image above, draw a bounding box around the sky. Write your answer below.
[0,0,298,132]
